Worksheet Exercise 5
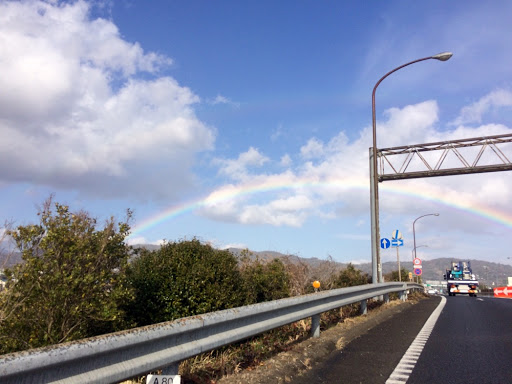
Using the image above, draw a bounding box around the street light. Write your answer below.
[370,52,452,284]
[411,245,428,259]
[412,213,439,261]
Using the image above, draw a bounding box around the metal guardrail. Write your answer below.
[0,282,422,383]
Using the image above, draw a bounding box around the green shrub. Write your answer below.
[328,263,371,288]
[124,239,246,326]
[240,257,291,304]
[384,268,410,282]
[0,199,132,354]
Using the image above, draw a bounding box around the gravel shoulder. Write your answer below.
[217,295,430,384]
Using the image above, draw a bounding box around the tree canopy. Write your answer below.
[240,256,290,304]
[124,239,246,326]
[0,199,133,353]
[329,263,371,288]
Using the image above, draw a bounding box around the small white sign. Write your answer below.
[146,374,181,384]
[391,230,403,240]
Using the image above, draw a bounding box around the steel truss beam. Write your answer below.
[377,133,512,181]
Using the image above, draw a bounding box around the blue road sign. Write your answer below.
[391,239,404,247]
[380,238,391,249]
[414,268,422,276]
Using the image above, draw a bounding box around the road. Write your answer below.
[407,296,512,384]
[293,295,512,384]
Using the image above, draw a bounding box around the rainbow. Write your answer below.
[128,178,512,239]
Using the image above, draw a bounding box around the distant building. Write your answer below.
[424,280,447,294]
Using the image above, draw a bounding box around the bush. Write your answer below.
[384,268,410,282]
[0,198,132,354]
[328,263,371,288]
[240,257,291,304]
[124,239,246,326]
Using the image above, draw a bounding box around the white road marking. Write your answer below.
[385,296,446,384]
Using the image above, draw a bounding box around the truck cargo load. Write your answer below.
[444,260,479,297]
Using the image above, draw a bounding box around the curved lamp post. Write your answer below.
[412,244,429,260]
[370,52,452,284]
[412,213,439,261]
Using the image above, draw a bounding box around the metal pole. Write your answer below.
[370,148,379,283]
[412,214,439,283]
[397,246,401,282]
[413,220,418,260]
[370,52,452,284]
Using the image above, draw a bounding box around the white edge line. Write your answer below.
[385,296,446,384]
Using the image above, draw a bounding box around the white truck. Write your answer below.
[444,260,479,297]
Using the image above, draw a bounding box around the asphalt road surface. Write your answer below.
[293,295,512,384]
[407,296,512,384]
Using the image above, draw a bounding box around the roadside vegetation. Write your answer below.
[0,198,412,383]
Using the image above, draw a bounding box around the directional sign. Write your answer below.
[391,238,404,247]
[380,238,391,249]
[494,286,511,298]
[413,258,422,265]
[391,230,403,240]
[414,268,422,276]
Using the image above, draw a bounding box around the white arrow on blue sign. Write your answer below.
[391,239,404,247]
[380,238,391,249]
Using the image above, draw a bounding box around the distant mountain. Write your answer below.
[226,247,349,269]
[225,248,512,287]
[3,243,511,287]
[0,251,22,269]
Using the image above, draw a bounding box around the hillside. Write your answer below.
[0,251,22,269]
[3,244,511,287]
[224,248,512,287]
[225,248,512,287]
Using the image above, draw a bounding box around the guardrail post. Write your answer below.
[311,314,320,338]
[399,290,406,301]
[161,362,180,375]
[384,293,389,304]
[360,299,367,315]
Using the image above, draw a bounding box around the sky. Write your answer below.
[1,0,512,270]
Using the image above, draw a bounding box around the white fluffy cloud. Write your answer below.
[451,89,512,126]
[300,138,325,159]
[0,0,215,199]
[216,147,269,180]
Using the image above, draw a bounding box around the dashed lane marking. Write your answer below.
[385,296,446,384]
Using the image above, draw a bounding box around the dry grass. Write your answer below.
[118,258,412,384]
[174,298,385,383]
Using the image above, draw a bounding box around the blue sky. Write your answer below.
[1,0,512,271]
